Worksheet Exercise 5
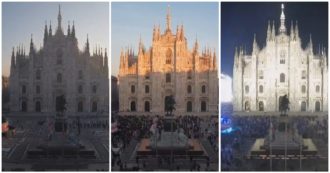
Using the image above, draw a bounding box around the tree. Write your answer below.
[165,95,176,116]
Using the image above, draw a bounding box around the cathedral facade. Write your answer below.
[233,4,328,113]
[9,6,109,115]
[118,7,218,116]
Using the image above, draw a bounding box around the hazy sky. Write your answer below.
[111,2,219,76]
[221,2,328,77]
[2,2,109,77]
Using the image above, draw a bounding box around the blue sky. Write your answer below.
[111,2,219,76]
[2,2,109,76]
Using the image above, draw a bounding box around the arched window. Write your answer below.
[259,85,263,93]
[301,85,306,93]
[201,101,207,112]
[187,101,192,112]
[57,73,62,83]
[78,101,83,112]
[316,85,320,93]
[92,101,97,112]
[201,85,206,93]
[130,101,136,112]
[301,101,307,112]
[245,85,249,94]
[78,70,83,79]
[166,48,172,64]
[144,101,150,112]
[92,85,97,93]
[187,85,192,94]
[131,85,135,93]
[36,85,40,94]
[21,101,27,112]
[22,85,26,94]
[166,73,171,83]
[145,85,149,93]
[315,101,321,112]
[259,101,264,111]
[280,73,285,83]
[35,101,41,112]
[36,70,41,80]
[78,85,83,94]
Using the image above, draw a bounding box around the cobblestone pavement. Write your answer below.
[3,115,109,171]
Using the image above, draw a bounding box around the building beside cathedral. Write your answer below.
[233,4,328,113]
[9,6,109,114]
[118,7,218,116]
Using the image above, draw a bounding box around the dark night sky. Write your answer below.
[221,2,328,77]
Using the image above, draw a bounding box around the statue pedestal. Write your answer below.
[26,114,95,159]
[250,116,317,156]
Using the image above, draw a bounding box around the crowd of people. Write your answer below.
[4,117,109,139]
[111,114,218,171]
[221,115,328,171]
[295,116,328,142]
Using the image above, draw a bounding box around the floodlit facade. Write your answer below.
[233,4,328,113]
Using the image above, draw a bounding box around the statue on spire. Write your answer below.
[279,3,287,34]
[166,5,171,32]
[57,4,62,31]
[85,34,90,55]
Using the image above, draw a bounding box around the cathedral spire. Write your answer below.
[279,3,286,34]
[49,21,52,37]
[85,34,90,55]
[309,34,313,53]
[194,37,199,53]
[104,48,108,73]
[271,20,275,39]
[57,4,62,31]
[252,33,259,54]
[176,25,181,40]
[138,35,143,55]
[71,21,76,38]
[44,21,48,44]
[166,5,171,32]
[11,47,16,69]
[267,21,271,41]
[67,21,71,36]
[180,24,185,40]
[30,34,34,54]
[290,20,294,40]
[295,21,300,40]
